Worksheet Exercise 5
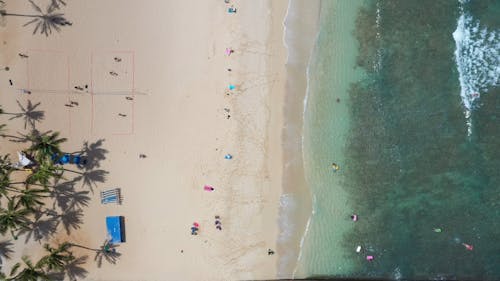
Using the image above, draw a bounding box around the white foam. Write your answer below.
[292,200,314,279]
[453,4,500,136]
[373,1,383,73]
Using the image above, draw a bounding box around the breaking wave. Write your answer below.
[452,2,500,135]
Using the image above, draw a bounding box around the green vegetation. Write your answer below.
[0,100,110,279]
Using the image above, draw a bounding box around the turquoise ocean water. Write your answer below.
[295,0,500,279]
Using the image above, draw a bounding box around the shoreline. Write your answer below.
[278,0,321,278]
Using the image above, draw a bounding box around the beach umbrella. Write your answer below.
[17,151,33,167]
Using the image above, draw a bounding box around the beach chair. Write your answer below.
[106,216,125,243]
[72,155,81,165]
[101,188,121,204]
[52,153,70,165]
[59,154,70,164]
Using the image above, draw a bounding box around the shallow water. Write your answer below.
[297,0,500,279]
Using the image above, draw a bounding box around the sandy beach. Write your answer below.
[0,0,288,280]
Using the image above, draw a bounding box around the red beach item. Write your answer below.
[462,243,474,251]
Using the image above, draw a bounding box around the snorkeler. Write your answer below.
[331,163,340,171]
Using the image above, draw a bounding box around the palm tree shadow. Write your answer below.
[46,271,65,281]
[0,240,13,271]
[65,255,88,280]
[1,129,32,143]
[50,0,66,10]
[24,0,72,37]
[19,213,58,243]
[0,240,14,260]
[57,208,83,235]
[9,100,45,129]
[52,181,90,210]
[78,139,108,170]
[73,169,109,191]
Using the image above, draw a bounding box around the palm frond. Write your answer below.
[28,0,43,14]
[9,261,20,276]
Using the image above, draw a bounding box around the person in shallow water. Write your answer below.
[462,243,473,251]
[332,163,339,171]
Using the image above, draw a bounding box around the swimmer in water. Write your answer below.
[462,243,473,251]
[332,163,340,171]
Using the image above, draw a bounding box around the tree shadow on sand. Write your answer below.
[65,139,109,191]
[51,181,90,211]
[75,139,108,170]
[0,240,14,260]
[46,254,88,280]
[65,255,88,280]
[8,100,45,130]
[73,169,108,191]
[19,212,58,243]
[0,0,72,37]
[57,208,84,235]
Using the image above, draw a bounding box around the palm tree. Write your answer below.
[26,161,62,188]
[0,0,71,37]
[0,199,31,239]
[0,166,13,198]
[27,130,67,163]
[14,188,49,212]
[39,242,74,272]
[8,255,50,281]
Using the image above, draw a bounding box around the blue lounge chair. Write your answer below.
[72,155,81,165]
[106,216,125,243]
[58,154,70,165]
[224,154,233,159]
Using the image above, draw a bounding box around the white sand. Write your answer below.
[0,0,288,280]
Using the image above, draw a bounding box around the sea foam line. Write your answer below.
[278,0,320,276]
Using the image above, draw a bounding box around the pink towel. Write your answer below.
[204,185,214,191]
